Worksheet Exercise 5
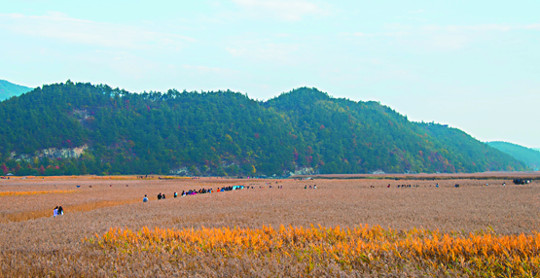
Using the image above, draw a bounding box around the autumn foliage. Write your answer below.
[90,225,540,277]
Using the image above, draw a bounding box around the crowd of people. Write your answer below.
[385,183,450,188]
[384,182,512,188]
[395,184,421,188]
[147,185,247,202]
[144,184,295,203]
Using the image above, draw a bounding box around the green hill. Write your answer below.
[0,80,32,101]
[0,82,525,176]
[487,141,540,170]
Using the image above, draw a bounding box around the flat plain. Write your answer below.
[1,175,539,277]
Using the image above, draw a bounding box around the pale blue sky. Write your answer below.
[1,0,539,148]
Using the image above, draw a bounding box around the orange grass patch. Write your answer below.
[0,198,140,223]
[31,175,137,180]
[90,225,540,277]
[0,190,76,197]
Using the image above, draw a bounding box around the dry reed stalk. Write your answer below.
[0,176,538,276]
[87,225,540,277]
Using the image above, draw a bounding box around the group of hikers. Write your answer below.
[387,183,447,188]
[394,184,421,188]
[142,183,327,202]
[385,182,511,188]
[144,185,252,202]
[53,206,64,217]
[157,192,167,199]
[182,188,214,196]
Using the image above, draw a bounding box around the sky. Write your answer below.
[1,0,539,148]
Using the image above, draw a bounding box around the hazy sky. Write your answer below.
[1,1,539,148]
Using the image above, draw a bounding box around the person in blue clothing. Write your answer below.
[143,194,149,203]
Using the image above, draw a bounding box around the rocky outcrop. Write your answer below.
[39,145,88,159]
[10,145,88,161]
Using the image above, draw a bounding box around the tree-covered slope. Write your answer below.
[0,82,526,176]
[0,80,32,101]
[416,123,523,172]
[488,141,540,170]
[266,88,524,173]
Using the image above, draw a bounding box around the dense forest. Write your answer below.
[0,81,525,176]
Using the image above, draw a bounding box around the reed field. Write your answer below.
[0,175,539,277]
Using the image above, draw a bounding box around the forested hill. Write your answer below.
[0,80,32,101]
[0,82,525,176]
[487,141,540,170]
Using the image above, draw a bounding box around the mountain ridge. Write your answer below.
[0,80,32,101]
[487,141,540,170]
[0,82,526,176]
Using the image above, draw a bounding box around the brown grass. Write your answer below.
[0,175,539,276]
